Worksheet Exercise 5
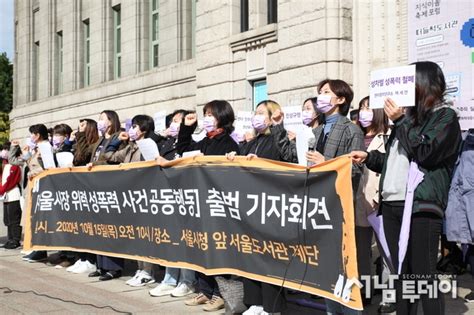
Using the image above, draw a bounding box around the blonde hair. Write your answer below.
[256,100,281,135]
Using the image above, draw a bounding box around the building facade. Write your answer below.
[11,0,408,139]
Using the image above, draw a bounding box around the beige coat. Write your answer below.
[355,130,390,227]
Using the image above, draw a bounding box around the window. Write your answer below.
[150,0,159,68]
[56,31,63,94]
[267,0,277,24]
[191,0,196,58]
[83,19,90,87]
[240,0,249,32]
[253,80,267,109]
[32,9,39,101]
[33,41,40,101]
[113,5,121,79]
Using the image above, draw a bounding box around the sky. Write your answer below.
[0,0,14,61]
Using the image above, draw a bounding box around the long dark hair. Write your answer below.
[358,96,389,135]
[83,119,99,144]
[101,110,121,135]
[203,100,235,134]
[409,61,446,126]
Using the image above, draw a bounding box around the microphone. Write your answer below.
[307,134,316,167]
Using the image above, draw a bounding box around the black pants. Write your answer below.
[79,252,97,264]
[382,201,444,315]
[197,272,221,298]
[3,200,22,243]
[96,255,124,271]
[355,226,373,301]
[243,279,286,312]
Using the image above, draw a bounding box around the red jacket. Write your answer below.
[0,164,22,195]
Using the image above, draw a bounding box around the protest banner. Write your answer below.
[24,156,362,310]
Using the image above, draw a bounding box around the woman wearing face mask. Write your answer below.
[149,109,197,299]
[237,100,284,161]
[227,100,288,315]
[177,100,239,312]
[306,79,364,189]
[9,124,52,263]
[351,61,462,315]
[52,124,73,153]
[304,80,364,315]
[99,115,159,286]
[65,119,100,275]
[354,96,391,308]
[177,100,240,157]
[87,110,126,281]
[88,110,123,167]
[153,109,189,160]
[270,97,324,163]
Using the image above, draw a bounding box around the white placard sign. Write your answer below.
[153,111,167,132]
[369,65,416,109]
[37,142,56,169]
[282,106,304,133]
[136,138,160,161]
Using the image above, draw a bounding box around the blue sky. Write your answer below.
[0,0,14,61]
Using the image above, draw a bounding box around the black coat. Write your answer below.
[177,124,240,156]
[239,133,282,161]
[154,135,179,160]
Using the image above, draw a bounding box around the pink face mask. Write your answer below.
[358,110,374,128]
[52,136,63,149]
[316,94,334,114]
[252,115,268,133]
[202,116,216,133]
[26,137,37,150]
[302,110,315,125]
[128,127,140,141]
[97,120,108,134]
[168,122,180,137]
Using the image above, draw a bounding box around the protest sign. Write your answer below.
[369,65,416,109]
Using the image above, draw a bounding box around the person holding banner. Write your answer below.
[177,100,240,158]
[178,100,239,312]
[351,61,462,315]
[9,124,51,262]
[52,124,73,153]
[270,97,323,163]
[150,109,198,298]
[154,109,189,160]
[72,119,100,167]
[226,99,288,315]
[304,79,364,315]
[87,110,127,281]
[238,100,284,161]
[101,114,159,286]
[65,119,100,274]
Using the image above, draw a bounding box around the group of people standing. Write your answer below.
[0,61,464,315]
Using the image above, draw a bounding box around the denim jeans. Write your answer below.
[162,267,196,286]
